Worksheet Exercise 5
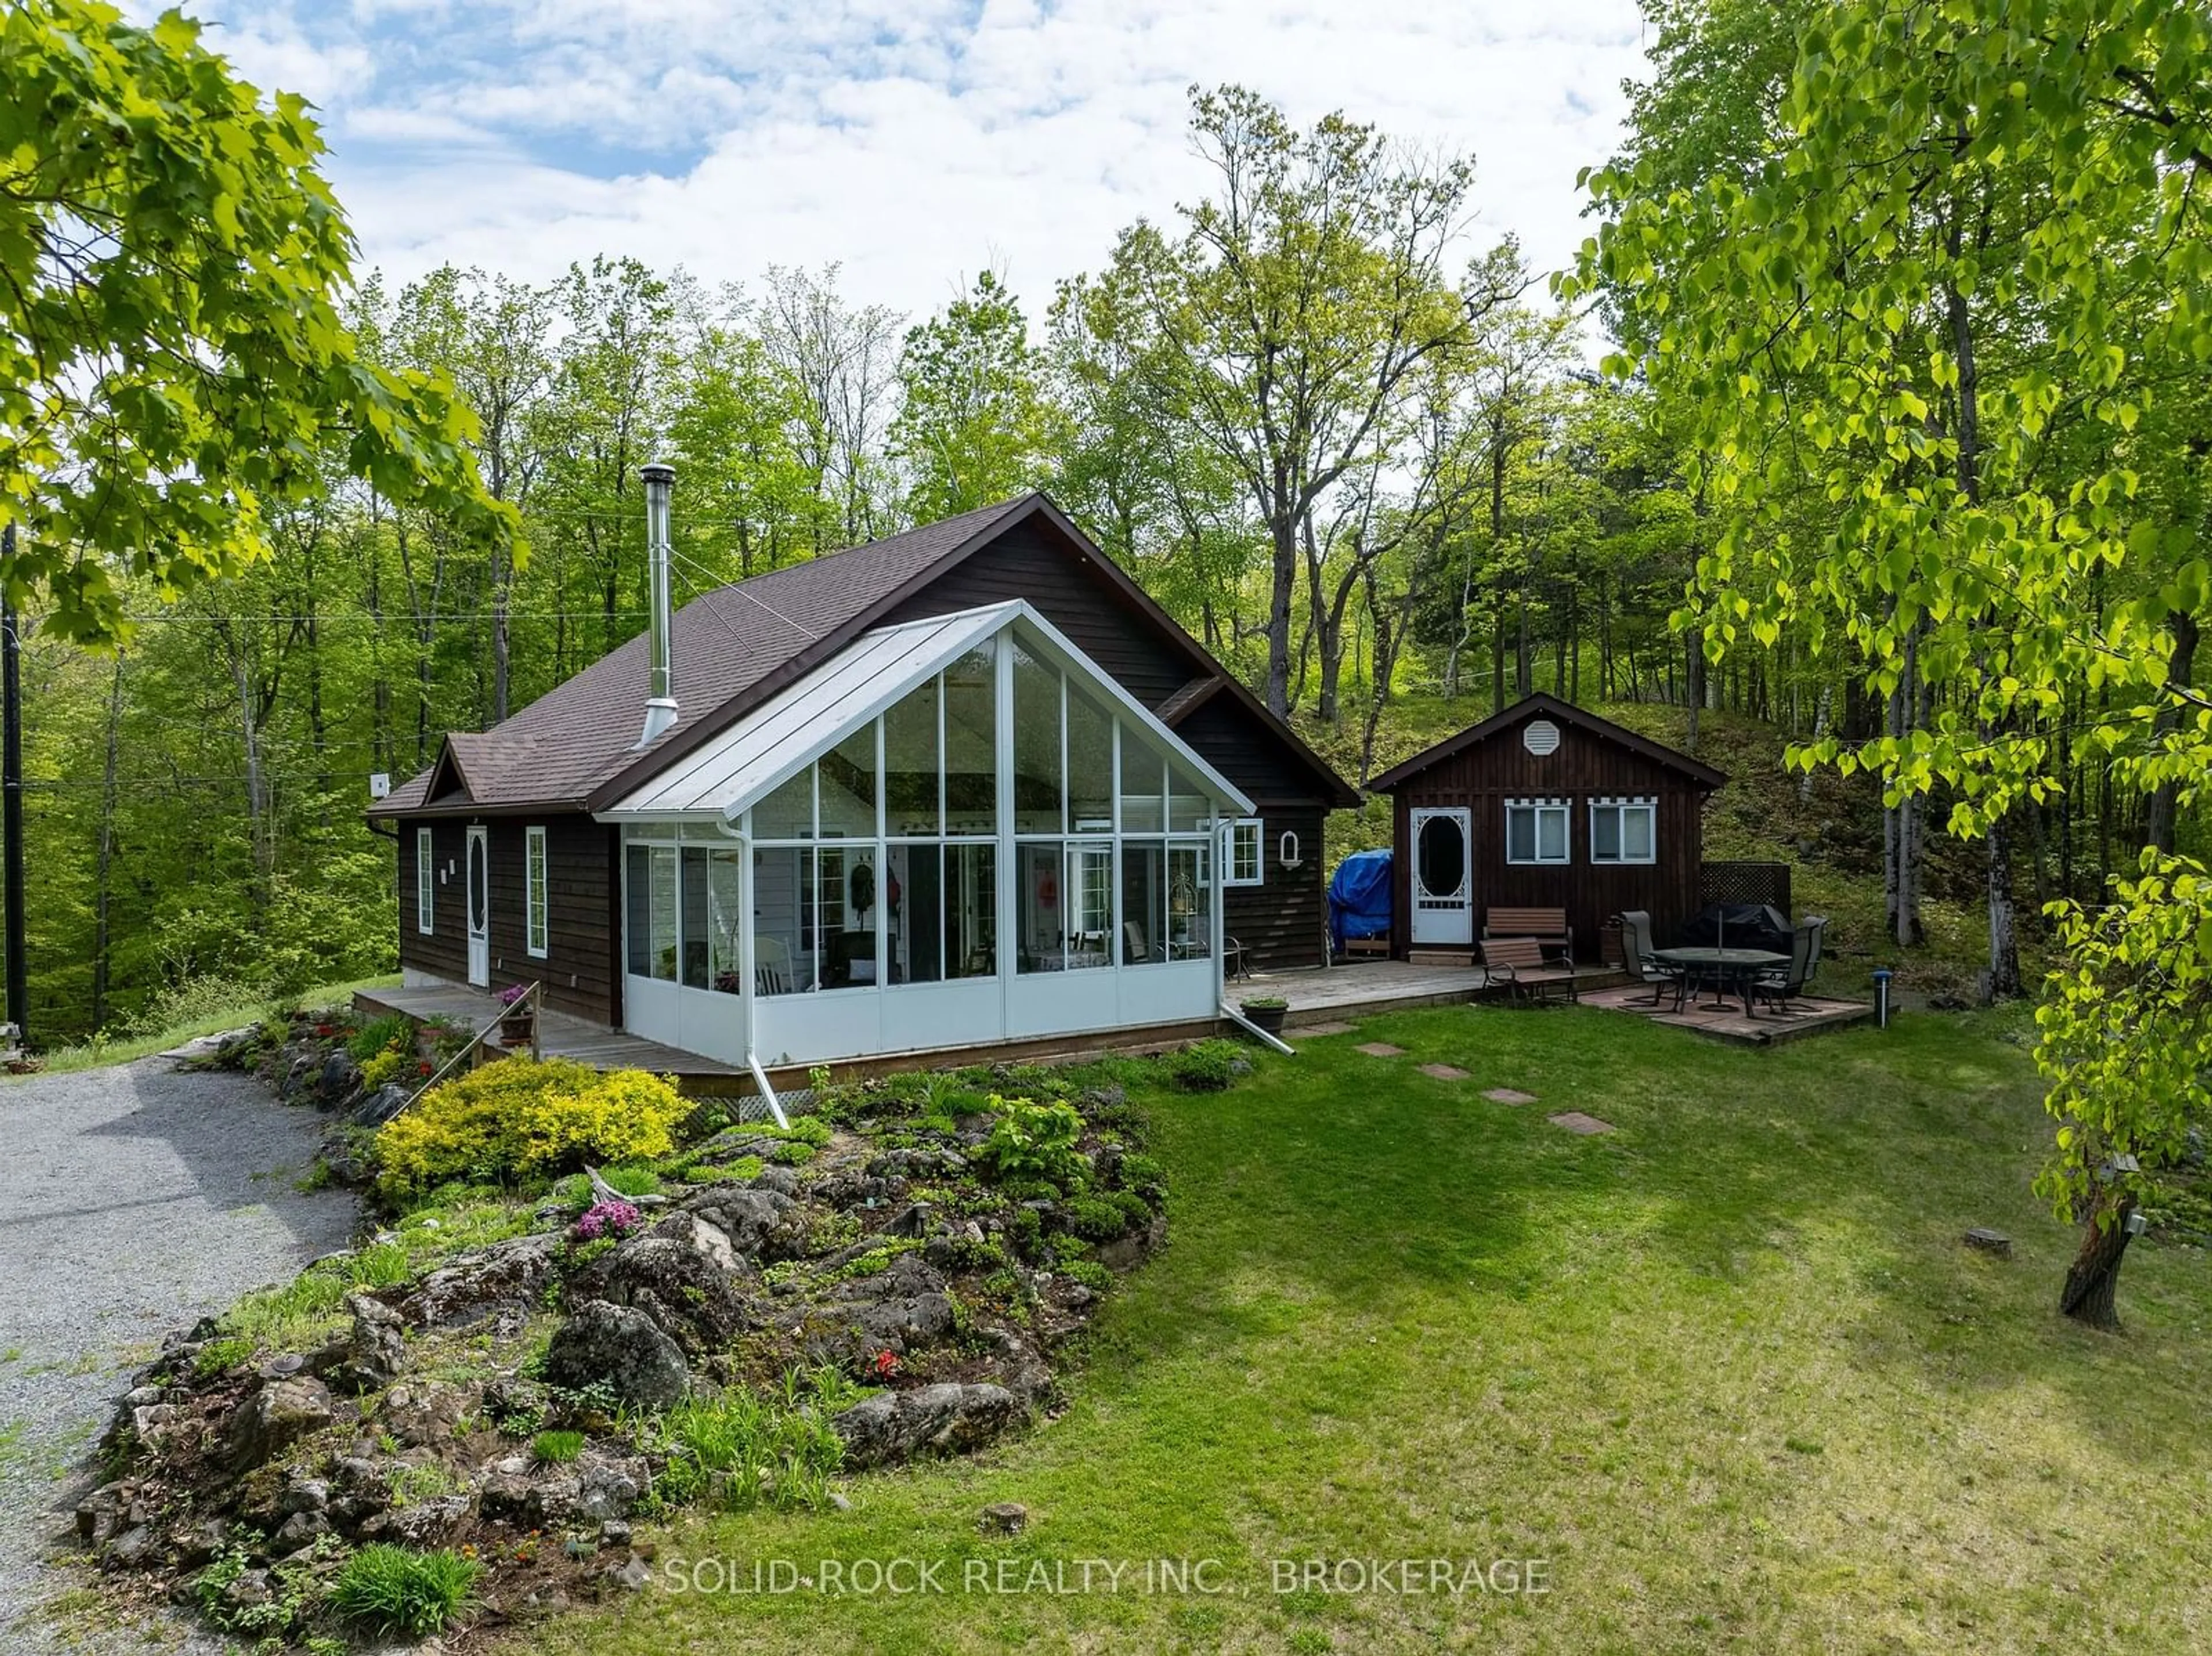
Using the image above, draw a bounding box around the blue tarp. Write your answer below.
[1328,849,1393,953]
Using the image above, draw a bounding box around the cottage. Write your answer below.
[370,482,1355,1081]
[1364,694,1725,962]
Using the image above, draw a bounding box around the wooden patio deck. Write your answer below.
[1578,980,1873,1046]
[1237,958,1630,1028]
[354,984,750,1092]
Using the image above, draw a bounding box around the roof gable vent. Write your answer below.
[1522,718,1561,756]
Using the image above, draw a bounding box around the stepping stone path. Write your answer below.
[1418,1063,1470,1081]
[1355,1042,1407,1058]
[1301,1021,1356,1036]
[1482,1087,1539,1105]
[1548,1111,1615,1135]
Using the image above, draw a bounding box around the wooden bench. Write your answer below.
[1483,906,1573,962]
[1476,936,1580,1002]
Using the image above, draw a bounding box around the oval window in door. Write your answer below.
[1416,814,1465,899]
[467,835,487,931]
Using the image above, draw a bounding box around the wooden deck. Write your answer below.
[1578,980,1873,1046]
[354,984,749,1092]
[1238,958,1630,1028]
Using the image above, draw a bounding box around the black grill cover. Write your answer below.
[1679,903,1791,954]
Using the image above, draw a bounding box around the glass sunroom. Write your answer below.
[600,602,1253,1067]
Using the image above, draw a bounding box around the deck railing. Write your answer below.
[397,980,543,1116]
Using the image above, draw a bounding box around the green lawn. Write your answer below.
[528,1006,2212,1654]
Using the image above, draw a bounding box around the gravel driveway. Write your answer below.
[0,1054,358,1652]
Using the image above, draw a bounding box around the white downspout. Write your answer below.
[719,814,789,1130]
[1221,999,1295,1057]
[1214,801,1291,1055]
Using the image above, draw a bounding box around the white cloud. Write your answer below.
[219,0,1652,324]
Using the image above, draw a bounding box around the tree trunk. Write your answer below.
[1684,632,1703,754]
[1800,683,1832,802]
[1264,506,1297,718]
[1984,807,2022,1000]
[2059,1192,2138,1331]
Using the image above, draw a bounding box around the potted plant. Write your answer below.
[1239,994,1289,1036]
[497,982,536,1048]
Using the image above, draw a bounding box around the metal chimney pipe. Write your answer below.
[636,461,677,748]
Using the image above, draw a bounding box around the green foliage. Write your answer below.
[1058,1196,1135,1242]
[1115,1152,1166,1195]
[375,1059,687,1193]
[358,1047,408,1090]
[675,1155,764,1187]
[328,1544,480,1638]
[531,1428,585,1465]
[648,1381,845,1513]
[774,1114,835,1149]
[192,1536,342,1637]
[1162,1040,1244,1093]
[387,1462,464,1508]
[221,1240,411,1352]
[0,0,514,647]
[2033,853,2212,1226]
[347,1015,414,1064]
[892,270,1054,518]
[974,1095,1087,1188]
[1059,1260,1115,1295]
[193,1336,254,1377]
[927,1229,1007,1274]
[593,1164,662,1199]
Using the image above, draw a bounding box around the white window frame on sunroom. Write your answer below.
[415,826,434,934]
[1222,817,1264,886]
[524,824,550,956]
[1503,797,1571,866]
[1588,797,1657,866]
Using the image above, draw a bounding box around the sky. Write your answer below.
[196,0,1656,326]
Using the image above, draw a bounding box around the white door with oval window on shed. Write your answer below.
[1410,806,1473,945]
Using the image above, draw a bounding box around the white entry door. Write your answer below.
[1410,807,1473,945]
[464,825,490,987]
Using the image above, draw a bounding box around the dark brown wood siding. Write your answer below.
[397,819,468,986]
[1222,805,1327,973]
[1384,713,1707,960]
[893,526,1334,969]
[396,812,618,1024]
[887,518,1194,706]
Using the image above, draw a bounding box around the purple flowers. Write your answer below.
[498,983,531,1007]
[571,1199,642,1243]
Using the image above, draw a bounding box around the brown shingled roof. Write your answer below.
[376,497,1034,816]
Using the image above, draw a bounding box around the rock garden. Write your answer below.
[77,1006,1247,1648]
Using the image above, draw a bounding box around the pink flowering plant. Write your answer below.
[571,1199,642,1243]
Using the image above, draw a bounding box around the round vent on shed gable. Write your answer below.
[1522,718,1562,757]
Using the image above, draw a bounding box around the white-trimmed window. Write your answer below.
[1223,817,1264,886]
[415,827,434,934]
[525,825,550,956]
[1589,798,1657,865]
[1505,798,1570,865]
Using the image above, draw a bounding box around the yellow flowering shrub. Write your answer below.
[376,1056,688,1193]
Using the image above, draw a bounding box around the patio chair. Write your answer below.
[1800,915,1828,989]
[754,935,793,995]
[1750,923,1819,1013]
[1121,920,1152,965]
[1618,910,1686,1008]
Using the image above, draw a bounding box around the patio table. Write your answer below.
[1651,946,1790,1017]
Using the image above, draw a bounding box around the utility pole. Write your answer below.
[2,521,24,1044]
